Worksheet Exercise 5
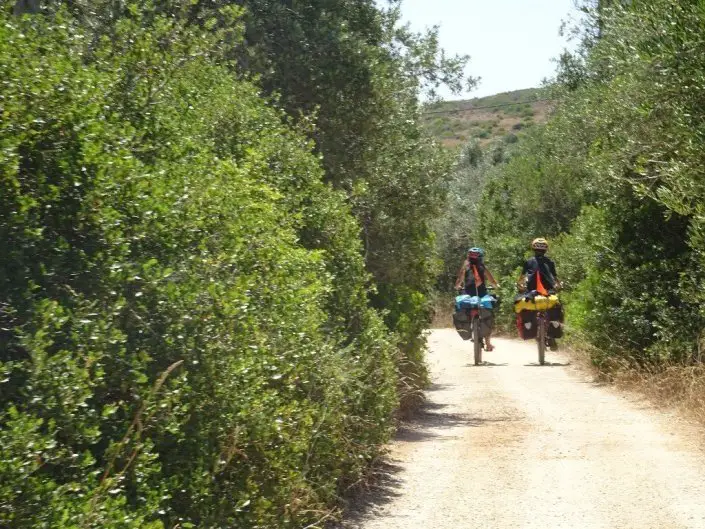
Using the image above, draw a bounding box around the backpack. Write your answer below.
[516,310,538,340]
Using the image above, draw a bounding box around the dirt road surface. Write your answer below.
[339,329,705,529]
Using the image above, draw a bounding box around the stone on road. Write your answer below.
[341,329,705,529]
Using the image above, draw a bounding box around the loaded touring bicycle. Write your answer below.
[514,290,564,365]
[453,291,499,365]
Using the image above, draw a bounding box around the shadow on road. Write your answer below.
[330,396,515,528]
[465,361,508,367]
[524,361,571,367]
[426,382,455,392]
[328,459,404,529]
[395,395,515,443]
[396,413,473,441]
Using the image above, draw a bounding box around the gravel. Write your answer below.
[339,329,705,529]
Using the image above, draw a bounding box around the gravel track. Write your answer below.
[339,329,705,529]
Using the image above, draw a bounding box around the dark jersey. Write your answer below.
[464,261,488,297]
[523,255,558,291]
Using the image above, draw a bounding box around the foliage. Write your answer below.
[435,142,497,290]
[222,0,466,392]
[103,0,468,398]
[0,5,402,527]
[454,0,705,367]
[16,0,471,409]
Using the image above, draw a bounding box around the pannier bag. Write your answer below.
[452,309,473,341]
[547,304,565,338]
[514,292,565,340]
[479,307,494,338]
[456,294,498,311]
[513,293,560,313]
[453,294,498,340]
[455,294,480,311]
[516,310,538,340]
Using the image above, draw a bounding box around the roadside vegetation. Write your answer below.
[435,0,705,396]
[0,1,471,527]
[8,0,705,525]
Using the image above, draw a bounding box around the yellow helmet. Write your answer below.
[531,237,549,251]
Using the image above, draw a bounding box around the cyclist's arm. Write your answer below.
[485,267,500,288]
[554,275,563,290]
[549,260,558,277]
[455,260,467,290]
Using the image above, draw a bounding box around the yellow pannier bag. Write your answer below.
[513,294,560,313]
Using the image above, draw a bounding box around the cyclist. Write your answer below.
[516,238,562,294]
[517,238,563,350]
[455,247,499,350]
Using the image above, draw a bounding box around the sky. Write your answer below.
[398,0,581,99]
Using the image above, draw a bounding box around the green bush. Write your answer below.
[0,8,397,528]
[458,0,705,369]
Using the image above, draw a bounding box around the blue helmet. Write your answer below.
[467,247,484,259]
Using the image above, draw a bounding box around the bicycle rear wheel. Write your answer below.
[473,317,482,366]
[537,314,546,366]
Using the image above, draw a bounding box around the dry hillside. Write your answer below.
[422,88,552,148]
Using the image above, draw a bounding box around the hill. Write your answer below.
[422,88,551,147]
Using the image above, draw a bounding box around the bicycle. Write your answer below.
[470,299,483,366]
[455,287,497,366]
[515,287,560,366]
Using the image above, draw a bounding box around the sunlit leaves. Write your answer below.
[468,0,705,365]
[0,5,398,528]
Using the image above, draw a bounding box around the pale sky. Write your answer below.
[398,0,581,99]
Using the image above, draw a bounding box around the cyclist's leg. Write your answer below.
[477,284,495,350]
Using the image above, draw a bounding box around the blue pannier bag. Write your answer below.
[455,295,480,311]
[453,294,497,341]
[480,295,496,309]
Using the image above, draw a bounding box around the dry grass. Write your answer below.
[564,338,705,425]
[439,138,465,148]
[606,361,705,424]
[429,295,455,329]
[425,91,554,148]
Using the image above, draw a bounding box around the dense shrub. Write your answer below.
[441,0,705,369]
[214,0,464,392]
[0,7,397,528]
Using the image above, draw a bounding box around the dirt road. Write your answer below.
[340,329,705,529]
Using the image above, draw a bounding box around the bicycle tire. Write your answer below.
[473,316,482,366]
[538,313,546,366]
